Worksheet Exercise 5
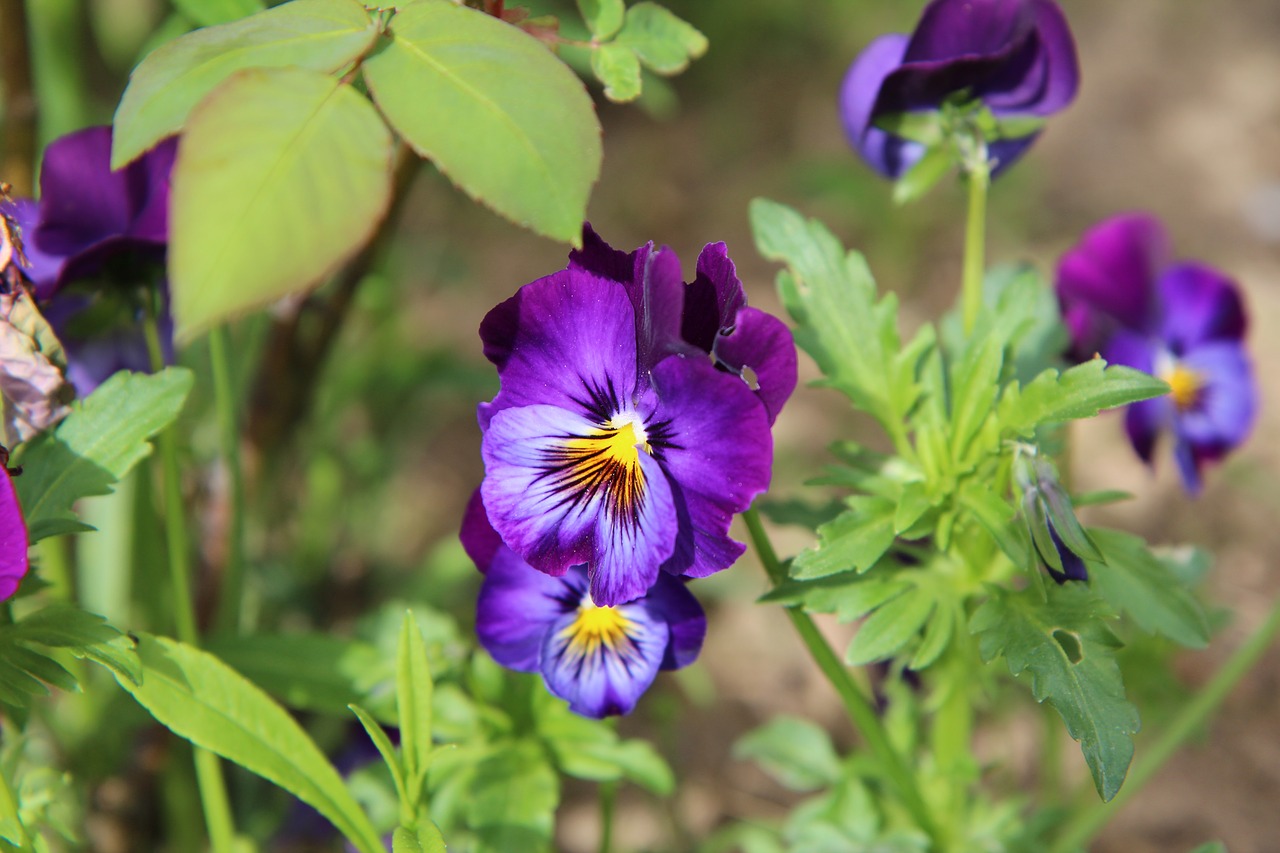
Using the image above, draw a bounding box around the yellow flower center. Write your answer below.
[559,599,635,658]
[546,415,652,525]
[1162,362,1205,411]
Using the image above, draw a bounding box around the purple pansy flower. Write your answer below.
[0,465,28,601]
[1056,213,1258,494]
[475,229,794,607]
[3,126,176,395]
[839,0,1079,178]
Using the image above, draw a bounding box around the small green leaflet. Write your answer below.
[1087,529,1210,649]
[972,584,1140,801]
[536,696,673,794]
[16,369,193,543]
[999,359,1169,437]
[0,606,140,708]
[791,496,896,580]
[466,741,558,853]
[575,0,625,39]
[591,43,642,102]
[733,716,842,792]
[614,2,707,75]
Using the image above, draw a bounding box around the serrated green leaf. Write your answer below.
[846,584,935,665]
[791,497,896,580]
[762,572,910,625]
[972,585,1140,801]
[16,370,192,543]
[363,0,600,245]
[733,716,842,792]
[948,330,1005,463]
[591,42,642,102]
[893,144,952,205]
[575,0,624,38]
[751,199,901,431]
[4,605,142,686]
[112,0,378,168]
[958,482,1031,571]
[615,2,707,74]
[114,633,384,853]
[893,482,933,534]
[397,611,434,803]
[467,741,558,853]
[169,66,393,339]
[1088,529,1210,648]
[172,0,266,28]
[1000,360,1169,437]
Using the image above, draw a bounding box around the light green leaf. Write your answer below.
[873,111,944,145]
[791,497,896,580]
[392,826,423,853]
[948,330,1005,463]
[615,2,707,74]
[893,144,952,205]
[349,703,409,808]
[169,66,393,340]
[733,716,842,792]
[763,572,910,624]
[363,0,600,245]
[909,601,954,671]
[112,0,378,168]
[4,604,141,686]
[397,611,434,802]
[16,369,192,543]
[999,360,1169,437]
[958,482,1031,571]
[575,0,624,38]
[591,43,642,102]
[114,634,385,853]
[845,584,935,665]
[172,0,266,28]
[1088,529,1210,649]
[467,741,558,853]
[972,585,1140,801]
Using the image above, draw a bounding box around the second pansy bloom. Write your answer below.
[475,229,796,608]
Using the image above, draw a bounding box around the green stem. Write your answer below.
[598,781,616,853]
[1050,594,1280,853]
[209,326,247,635]
[143,314,237,852]
[960,157,990,336]
[743,507,940,847]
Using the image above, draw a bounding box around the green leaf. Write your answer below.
[948,330,1005,464]
[958,482,1031,571]
[999,360,1169,437]
[733,716,842,792]
[615,2,707,75]
[536,699,674,793]
[112,0,378,168]
[873,111,944,145]
[763,572,911,624]
[1087,529,1210,649]
[909,600,955,671]
[845,584,935,665]
[591,43,642,102]
[171,0,266,28]
[349,703,410,814]
[363,0,601,245]
[750,199,901,431]
[575,0,624,38]
[892,144,952,205]
[169,66,393,340]
[4,605,141,686]
[16,369,193,543]
[972,585,1140,801]
[791,497,896,580]
[392,826,423,853]
[397,611,434,802]
[466,741,558,853]
[114,633,385,853]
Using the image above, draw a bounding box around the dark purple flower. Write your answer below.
[0,468,28,601]
[1056,213,1258,494]
[2,127,176,396]
[839,0,1079,178]
[474,538,705,718]
[475,229,794,606]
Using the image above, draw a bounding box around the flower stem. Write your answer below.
[598,781,616,853]
[1050,592,1280,853]
[960,157,990,336]
[208,325,247,635]
[143,314,237,852]
[743,507,940,847]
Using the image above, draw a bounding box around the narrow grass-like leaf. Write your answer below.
[363,0,601,244]
[397,611,434,802]
[169,67,393,339]
[350,703,409,809]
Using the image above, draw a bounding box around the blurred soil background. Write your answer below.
[8,0,1280,850]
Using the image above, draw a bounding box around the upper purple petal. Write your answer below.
[0,470,29,601]
[680,242,746,355]
[710,306,797,426]
[840,34,918,179]
[905,0,1033,63]
[1155,263,1247,352]
[981,1,1079,116]
[476,548,582,672]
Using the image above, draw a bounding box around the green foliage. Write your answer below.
[615,2,708,74]
[591,42,642,101]
[972,585,1140,801]
[113,633,385,853]
[999,360,1169,438]
[363,0,601,245]
[893,145,953,205]
[171,0,267,28]
[0,606,139,714]
[1087,529,1210,649]
[16,369,193,543]
[575,0,625,38]
[169,66,393,339]
[733,716,842,791]
[791,496,897,579]
[112,0,379,168]
[397,611,435,812]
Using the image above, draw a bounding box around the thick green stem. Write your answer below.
[743,507,940,847]
[1051,594,1280,853]
[144,315,237,852]
[598,781,616,853]
[960,158,990,336]
[209,326,247,635]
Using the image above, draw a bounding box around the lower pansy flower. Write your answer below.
[475,542,705,718]
[0,453,28,602]
[1056,213,1257,494]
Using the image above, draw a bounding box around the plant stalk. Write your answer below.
[598,781,616,853]
[960,156,990,336]
[209,325,247,634]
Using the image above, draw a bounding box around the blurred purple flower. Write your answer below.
[0,459,27,601]
[2,126,175,396]
[475,228,793,607]
[839,0,1079,178]
[1056,213,1258,494]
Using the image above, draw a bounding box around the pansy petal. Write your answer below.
[711,306,797,425]
[476,548,583,672]
[130,137,178,243]
[540,600,669,717]
[1177,342,1257,454]
[982,0,1079,116]
[681,242,747,353]
[1056,213,1168,348]
[905,0,1032,64]
[0,470,28,601]
[649,356,772,579]
[640,573,706,670]
[34,127,134,258]
[460,488,504,573]
[1171,434,1204,497]
[4,198,63,296]
[1156,263,1247,351]
[1123,397,1168,465]
[839,33,913,176]
[477,269,639,428]
[987,133,1040,177]
[482,404,677,604]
